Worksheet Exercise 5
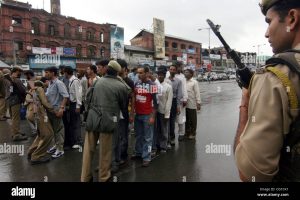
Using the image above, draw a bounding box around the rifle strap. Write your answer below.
[266,66,298,110]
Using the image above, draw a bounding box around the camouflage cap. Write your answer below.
[260,0,300,15]
[108,60,121,72]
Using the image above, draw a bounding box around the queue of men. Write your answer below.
[0,60,202,182]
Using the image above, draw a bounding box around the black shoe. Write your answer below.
[142,160,150,167]
[106,176,117,182]
[111,165,119,174]
[131,154,142,160]
[30,156,51,165]
[94,166,99,173]
[119,160,128,167]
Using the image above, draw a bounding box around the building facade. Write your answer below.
[130,29,202,68]
[0,0,112,72]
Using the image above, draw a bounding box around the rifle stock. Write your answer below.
[206,19,253,89]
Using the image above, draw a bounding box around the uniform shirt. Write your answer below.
[157,81,173,118]
[165,77,183,107]
[69,75,82,109]
[46,78,69,110]
[134,80,158,115]
[186,78,201,109]
[235,54,300,181]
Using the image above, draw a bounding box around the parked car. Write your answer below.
[229,74,236,80]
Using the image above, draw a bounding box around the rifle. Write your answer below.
[206,19,253,89]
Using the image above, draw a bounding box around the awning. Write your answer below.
[0,60,11,69]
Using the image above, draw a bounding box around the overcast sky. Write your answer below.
[18,0,273,56]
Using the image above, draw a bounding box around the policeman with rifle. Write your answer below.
[208,0,300,182]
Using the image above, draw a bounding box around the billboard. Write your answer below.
[110,25,125,59]
[153,18,165,59]
[28,55,76,69]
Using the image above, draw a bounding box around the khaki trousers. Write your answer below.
[81,132,113,182]
[28,117,54,161]
[0,97,7,118]
[9,104,21,135]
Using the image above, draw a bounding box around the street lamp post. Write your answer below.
[198,27,211,54]
[253,44,266,67]
[198,27,212,72]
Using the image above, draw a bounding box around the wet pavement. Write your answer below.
[0,80,241,182]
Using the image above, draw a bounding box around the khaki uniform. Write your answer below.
[26,87,55,161]
[81,74,128,182]
[235,44,300,182]
[0,72,7,119]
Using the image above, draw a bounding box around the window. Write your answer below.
[65,42,71,48]
[87,46,96,58]
[64,23,71,38]
[32,39,41,47]
[172,55,177,61]
[12,16,22,26]
[31,18,40,35]
[100,47,105,57]
[172,42,178,49]
[49,25,55,36]
[47,20,58,36]
[165,41,169,47]
[46,41,60,48]
[76,25,82,39]
[181,44,186,50]
[14,41,23,51]
[87,31,92,40]
[76,45,82,57]
[100,32,104,43]
[86,28,95,41]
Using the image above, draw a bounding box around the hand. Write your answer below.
[55,109,64,118]
[197,104,201,111]
[176,107,181,115]
[75,108,81,113]
[182,101,187,107]
[148,116,155,125]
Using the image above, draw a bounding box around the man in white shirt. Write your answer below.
[64,66,83,149]
[154,66,173,152]
[184,68,201,140]
[166,61,188,142]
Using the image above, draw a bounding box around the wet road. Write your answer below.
[0,80,241,182]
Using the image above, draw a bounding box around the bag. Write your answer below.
[85,105,102,132]
[7,94,21,107]
[85,105,118,133]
